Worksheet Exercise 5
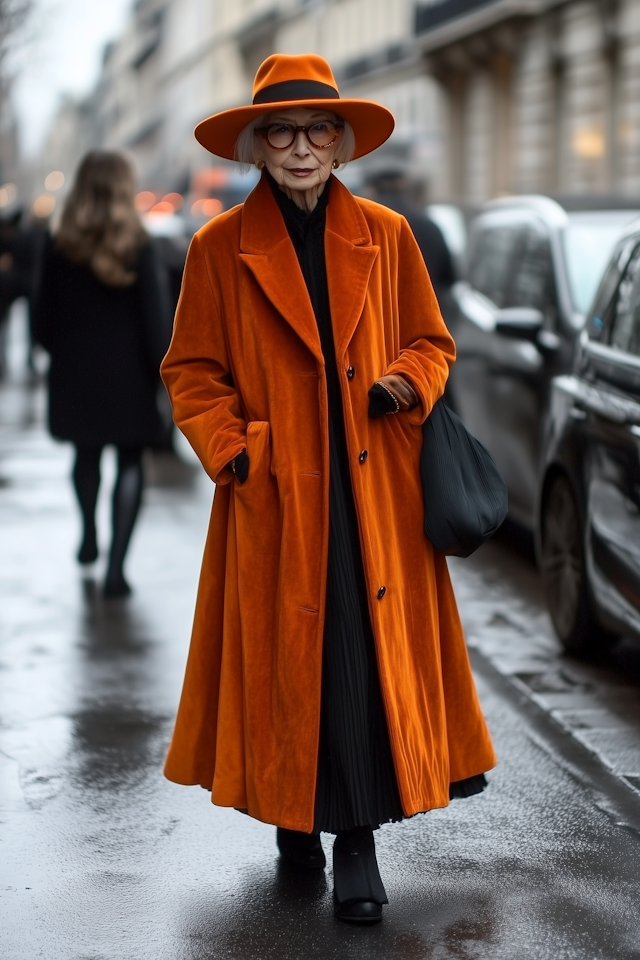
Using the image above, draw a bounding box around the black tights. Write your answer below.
[73,445,143,592]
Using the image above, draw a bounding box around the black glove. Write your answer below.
[231,449,249,484]
[368,382,398,418]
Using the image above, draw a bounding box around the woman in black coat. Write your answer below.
[35,151,172,596]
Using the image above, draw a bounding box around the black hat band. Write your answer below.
[253,79,340,106]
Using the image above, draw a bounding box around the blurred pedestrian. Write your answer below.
[34,151,172,597]
[367,167,457,322]
[0,208,41,376]
[161,54,496,923]
[0,211,19,375]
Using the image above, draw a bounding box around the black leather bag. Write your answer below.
[420,399,508,557]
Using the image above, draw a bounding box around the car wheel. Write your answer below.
[540,474,612,654]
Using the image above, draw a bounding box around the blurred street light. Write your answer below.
[191,198,222,218]
[135,191,156,212]
[149,201,174,215]
[32,194,55,218]
[162,192,183,211]
[44,171,65,191]
[0,182,17,207]
[192,168,229,192]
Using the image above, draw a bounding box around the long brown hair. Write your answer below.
[56,151,147,287]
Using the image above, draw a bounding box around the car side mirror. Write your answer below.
[494,307,544,341]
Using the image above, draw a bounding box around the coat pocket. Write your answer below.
[242,420,271,481]
[232,421,281,627]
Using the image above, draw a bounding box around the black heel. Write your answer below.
[77,532,98,565]
[277,827,326,869]
[333,827,387,923]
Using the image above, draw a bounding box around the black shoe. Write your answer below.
[333,894,382,924]
[333,827,387,924]
[277,827,326,870]
[77,534,98,565]
[104,574,132,598]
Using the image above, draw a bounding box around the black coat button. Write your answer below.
[377,586,386,600]
[347,366,355,380]
[358,450,368,464]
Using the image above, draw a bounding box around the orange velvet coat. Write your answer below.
[161,174,496,832]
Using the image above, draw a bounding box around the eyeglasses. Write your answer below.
[255,120,344,150]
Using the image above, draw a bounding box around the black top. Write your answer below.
[34,237,172,447]
[269,172,405,832]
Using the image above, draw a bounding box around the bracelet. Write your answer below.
[377,381,401,413]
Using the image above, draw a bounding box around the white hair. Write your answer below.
[234,113,356,174]
[234,116,265,173]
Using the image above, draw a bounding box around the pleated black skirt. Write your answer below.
[313,416,406,834]
[312,397,487,833]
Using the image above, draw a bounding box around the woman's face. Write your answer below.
[256,107,342,194]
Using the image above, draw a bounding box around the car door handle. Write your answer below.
[570,406,587,421]
[630,424,640,438]
[537,330,561,352]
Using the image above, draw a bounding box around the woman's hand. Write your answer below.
[379,375,418,410]
[230,449,249,483]
[368,375,418,418]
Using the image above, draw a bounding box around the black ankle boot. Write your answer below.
[277,827,326,869]
[333,826,387,924]
[103,574,132,598]
[77,529,98,565]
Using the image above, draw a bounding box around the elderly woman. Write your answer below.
[161,54,496,923]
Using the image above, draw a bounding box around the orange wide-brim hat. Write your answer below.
[195,53,395,162]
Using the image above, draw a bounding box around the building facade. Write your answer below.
[418,0,640,200]
[38,0,640,204]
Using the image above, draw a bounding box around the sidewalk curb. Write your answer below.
[469,645,640,837]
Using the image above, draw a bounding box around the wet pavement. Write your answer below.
[2,308,640,959]
[451,527,640,800]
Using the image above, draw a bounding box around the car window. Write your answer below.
[506,226,556,317]
[588,259,625,342]
[610,242,640,356]
[426,204,467,258]
[467,225,521,308]
[563,213,639,315]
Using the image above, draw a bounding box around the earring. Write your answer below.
[256,160,265,170]
[332,160,340,169]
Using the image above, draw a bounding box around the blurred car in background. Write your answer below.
[538,218,640,653]
[426,203,477,279]
[447,195,640,530]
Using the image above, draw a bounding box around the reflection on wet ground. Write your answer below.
[1,328,640,956]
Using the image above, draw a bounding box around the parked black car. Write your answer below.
[538,218,640,653]
[448,196,640,529]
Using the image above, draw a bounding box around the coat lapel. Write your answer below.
[239,176,323,364]
[239,174,379,366]
[325,177,379,362]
